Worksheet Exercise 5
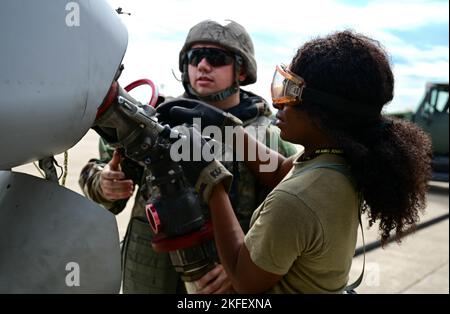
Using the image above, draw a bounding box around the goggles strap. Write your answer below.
[273,64,380,118]
[302,87,380,118]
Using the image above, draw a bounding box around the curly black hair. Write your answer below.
[290,30,432,245]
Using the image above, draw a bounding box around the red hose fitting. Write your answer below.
[146,203,161,234]
[124,79,159,107]
[96,81,119,119]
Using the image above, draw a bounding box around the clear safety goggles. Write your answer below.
[271,64,305,106]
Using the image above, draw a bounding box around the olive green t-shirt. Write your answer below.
[244,154,359,293]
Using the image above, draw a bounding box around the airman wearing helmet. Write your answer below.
[79,19,296,294]
[179,19,257,104]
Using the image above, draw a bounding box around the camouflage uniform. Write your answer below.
[79,19,297,293]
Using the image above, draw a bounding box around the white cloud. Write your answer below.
[106,0,449,112]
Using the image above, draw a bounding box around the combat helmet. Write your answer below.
[179,19,257,101]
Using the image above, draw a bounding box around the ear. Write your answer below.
[238,67,247,83]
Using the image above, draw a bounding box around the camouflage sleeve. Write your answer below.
[98,137,115,162]
[78,138,130,215]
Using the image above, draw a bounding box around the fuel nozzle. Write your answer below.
[96,80,219,294]
[142,148,218,293]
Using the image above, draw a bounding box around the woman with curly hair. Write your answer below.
[156,30,432,293]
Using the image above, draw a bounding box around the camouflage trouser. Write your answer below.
[121,217,184,294]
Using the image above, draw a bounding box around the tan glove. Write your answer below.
[195,160,232,203]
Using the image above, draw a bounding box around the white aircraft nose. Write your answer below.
[0,0,128,170]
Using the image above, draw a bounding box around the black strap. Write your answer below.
[345,198,365,293]
[302,87,379,118]
[300,148,344,161]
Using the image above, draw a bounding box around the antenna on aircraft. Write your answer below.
[116,7,131,15]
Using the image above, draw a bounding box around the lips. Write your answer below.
[196,76,214,88]
[197,76,213,83]
[275,112,284,122]
[275,112,285,127]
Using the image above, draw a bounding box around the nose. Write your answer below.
[273,102,285,110]
[197,57,212,71]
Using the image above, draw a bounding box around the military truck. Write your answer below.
[388,83,449,182]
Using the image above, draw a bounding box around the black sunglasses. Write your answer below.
[186,48,235,67]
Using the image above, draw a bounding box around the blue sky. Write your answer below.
[107,0,449,113]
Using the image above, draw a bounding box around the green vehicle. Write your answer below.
[388,83,449,182]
